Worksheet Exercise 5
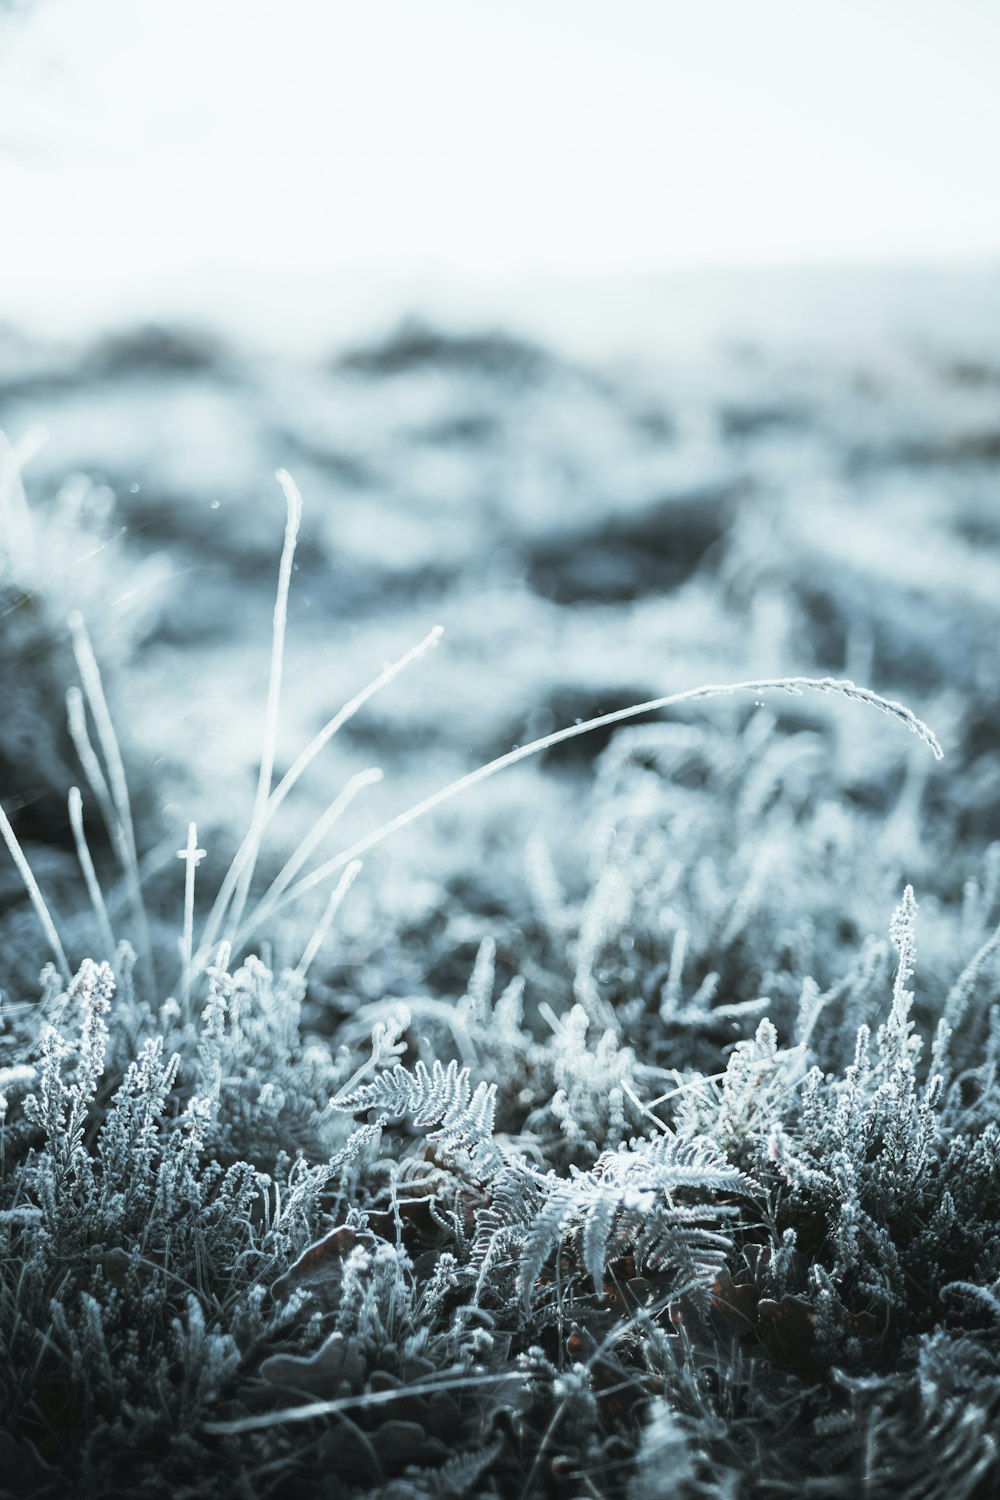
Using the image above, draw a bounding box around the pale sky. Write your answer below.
[1,0,998,337]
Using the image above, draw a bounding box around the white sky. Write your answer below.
[1,0,999,338]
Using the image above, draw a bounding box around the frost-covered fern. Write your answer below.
[515,1132,751,1308]
[3,436,1000,1500]
[332,1057,504,1180]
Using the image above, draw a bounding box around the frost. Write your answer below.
[2,326,1000,1497]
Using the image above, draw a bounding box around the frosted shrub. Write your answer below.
[2,459,999,1500]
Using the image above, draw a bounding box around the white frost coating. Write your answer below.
[68,786,116,959]
[69,611,154,989]
[0,801,70,985]
[198,624,440,963]
[177,822,207,1015]
[294,859,362,980]
[0,426,47,574]
[238,674,943,938]
[66,686,116,838]
[222,469,302,948]
[239,768,382,953]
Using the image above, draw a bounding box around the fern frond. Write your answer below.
[472,1161,551,1301]
[517,1132,751,1308]
[333,1058,468,1122]
[518,1175,582,1309]
[331,1060,503,1177]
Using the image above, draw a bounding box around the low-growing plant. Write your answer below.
[2,466,999,1500]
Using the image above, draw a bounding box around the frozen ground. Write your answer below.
[3,283,1000,1498]
[2,301,998,988]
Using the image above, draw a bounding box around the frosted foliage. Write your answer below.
[1,322,1000,1496]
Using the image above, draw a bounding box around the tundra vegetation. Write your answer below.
[1,324,999,1497]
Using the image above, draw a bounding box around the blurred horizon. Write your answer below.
[2,258,999,366]
[2,0,999,360]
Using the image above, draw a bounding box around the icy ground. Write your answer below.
[1,309,999,1002]
[4,301,1000,1498]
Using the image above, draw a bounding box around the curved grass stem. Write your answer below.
[234,675,942,941]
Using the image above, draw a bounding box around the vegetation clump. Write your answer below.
[1,433,999,1499]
